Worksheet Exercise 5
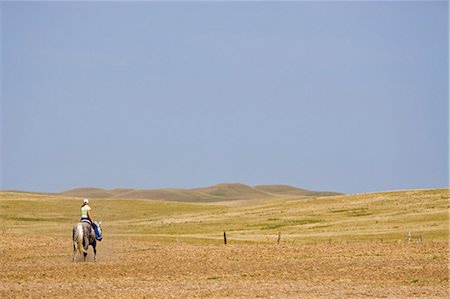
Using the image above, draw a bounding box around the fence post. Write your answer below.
[406,230,411,243]
[223,231,227,245]
[277,232,281,244]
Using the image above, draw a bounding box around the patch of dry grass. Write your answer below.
[0,189,448,243]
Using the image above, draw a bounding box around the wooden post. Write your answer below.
[405,230,412,243]
[223,231,227,245]
[277,232,281,244]
[419,235,423,243]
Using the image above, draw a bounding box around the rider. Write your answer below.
[80,198,102,241]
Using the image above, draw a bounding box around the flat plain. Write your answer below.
[0,188,448,298]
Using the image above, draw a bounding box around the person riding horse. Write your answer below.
[80,198,102,241]
[72,200,102,262]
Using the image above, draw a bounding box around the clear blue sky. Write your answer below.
[1,1,448,194]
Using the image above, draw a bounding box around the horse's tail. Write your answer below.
[75,224,86,254]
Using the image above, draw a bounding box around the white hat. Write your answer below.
[83,198,89,204]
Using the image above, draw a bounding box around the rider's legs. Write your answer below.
[92,222,102,241]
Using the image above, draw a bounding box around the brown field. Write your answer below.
[1,234,448,298]
[1,188,449,298]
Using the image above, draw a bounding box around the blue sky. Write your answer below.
[1,1,448,194]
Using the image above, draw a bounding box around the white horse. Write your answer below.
[72,221,102,262]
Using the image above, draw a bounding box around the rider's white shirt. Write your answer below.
[81,205,91,218]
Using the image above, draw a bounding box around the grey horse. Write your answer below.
[72,221,102,262]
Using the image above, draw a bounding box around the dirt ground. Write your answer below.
[1,234,448,298]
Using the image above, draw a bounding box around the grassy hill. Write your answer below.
[58,183,340,202]
[60,187,113,198]
[254,184,341,197]
[0,188,447,243]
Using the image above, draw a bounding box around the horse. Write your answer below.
[72,221,102,262]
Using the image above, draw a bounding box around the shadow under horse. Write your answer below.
[72,221,102,262]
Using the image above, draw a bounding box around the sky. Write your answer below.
[1,1,448,194]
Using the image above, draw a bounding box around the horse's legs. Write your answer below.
[72,243,77,262]
[93,245,97,261]
[83,235,89,262]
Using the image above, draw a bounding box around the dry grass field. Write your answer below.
[1,188,448,298]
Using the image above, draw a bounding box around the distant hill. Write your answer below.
[61,188,113,198]
[254,185,342,197]
[192,183,274,199]
[59,183,343,202]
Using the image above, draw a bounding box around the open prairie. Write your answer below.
[1,188,448,298]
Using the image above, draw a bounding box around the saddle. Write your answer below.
[80,218,92,225]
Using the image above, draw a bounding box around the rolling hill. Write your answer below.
[59,183,342,202]
[254,184,341,197]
